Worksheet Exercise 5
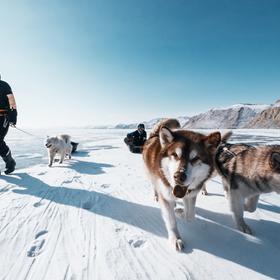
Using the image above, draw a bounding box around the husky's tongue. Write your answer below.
[173,185,188,198]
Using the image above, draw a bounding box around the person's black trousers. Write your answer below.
[0,116,10,157]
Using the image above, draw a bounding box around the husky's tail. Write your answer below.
[60,134,71,144]
[149,118,181,139]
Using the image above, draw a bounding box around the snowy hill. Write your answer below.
[247,107,280,128]
[115,116,189,129]
[183,104,269,129]
[100,103,274,130]
[273,99,280,108]
[246,101,280,128]
[115,118,162,129]
[89,100,280,129]
[0,128,280,279]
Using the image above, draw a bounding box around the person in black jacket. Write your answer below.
[0,75,17,174]
[124,123,147,153]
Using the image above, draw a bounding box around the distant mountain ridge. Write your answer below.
[183,103,270,129]
[247,102,280,128]
[114,116,190,129]
[92,100,280,129]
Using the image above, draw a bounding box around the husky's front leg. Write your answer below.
[154,189,159,202]
[183,195,197,222]
[229,189,252,234]
[59,151,65,164]
[67,146,72,159]
[222,178,230,199]
[48,151,55,167]
[158,195,184,251]
[201,184,208,195]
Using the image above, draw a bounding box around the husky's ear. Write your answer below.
[271,152,280,172]
[159,126,174,148]
[205,132,221,148]
[221,131,232,142]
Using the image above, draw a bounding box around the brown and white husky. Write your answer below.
[215,142,280,234]
[143,119,222,251]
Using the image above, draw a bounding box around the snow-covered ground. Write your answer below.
[1,128,280,280]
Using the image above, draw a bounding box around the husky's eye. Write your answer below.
[191,156,201,165]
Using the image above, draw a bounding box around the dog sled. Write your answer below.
[124,137,143,154]
[70,141,79,153]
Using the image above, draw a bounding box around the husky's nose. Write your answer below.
[174,171,186,184]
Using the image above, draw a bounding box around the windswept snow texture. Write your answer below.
[0,128,280,280]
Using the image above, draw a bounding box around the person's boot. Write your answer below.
[2,150,16,174]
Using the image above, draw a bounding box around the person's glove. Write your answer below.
[8,108,17,125]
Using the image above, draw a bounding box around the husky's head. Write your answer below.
[45,136,58,148]
[159,127,221,198]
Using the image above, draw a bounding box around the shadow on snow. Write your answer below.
[2,172,280,279]
[49,159,114,175]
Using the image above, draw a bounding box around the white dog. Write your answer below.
[45,134,72,167]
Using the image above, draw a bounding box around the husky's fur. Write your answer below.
[215,141,280,234]
[45,134,72,167]
[143,119,222,250]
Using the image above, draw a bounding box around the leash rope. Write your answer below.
[12,126,45,140]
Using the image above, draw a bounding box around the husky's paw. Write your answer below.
[186,212,195,222]
[175,208,185,218]
[201,189,208,196]
[224,191,229,199]
[154,194,158,202]
[238,223,252,235]
[169,237,184,252]
[48,164,52,167]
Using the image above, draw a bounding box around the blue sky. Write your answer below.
[1,0,280,127]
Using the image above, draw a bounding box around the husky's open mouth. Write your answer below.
[45,144,52,148]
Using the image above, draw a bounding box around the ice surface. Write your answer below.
[0,128,280,280]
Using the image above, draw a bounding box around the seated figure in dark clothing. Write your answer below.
[124,123,147,153]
